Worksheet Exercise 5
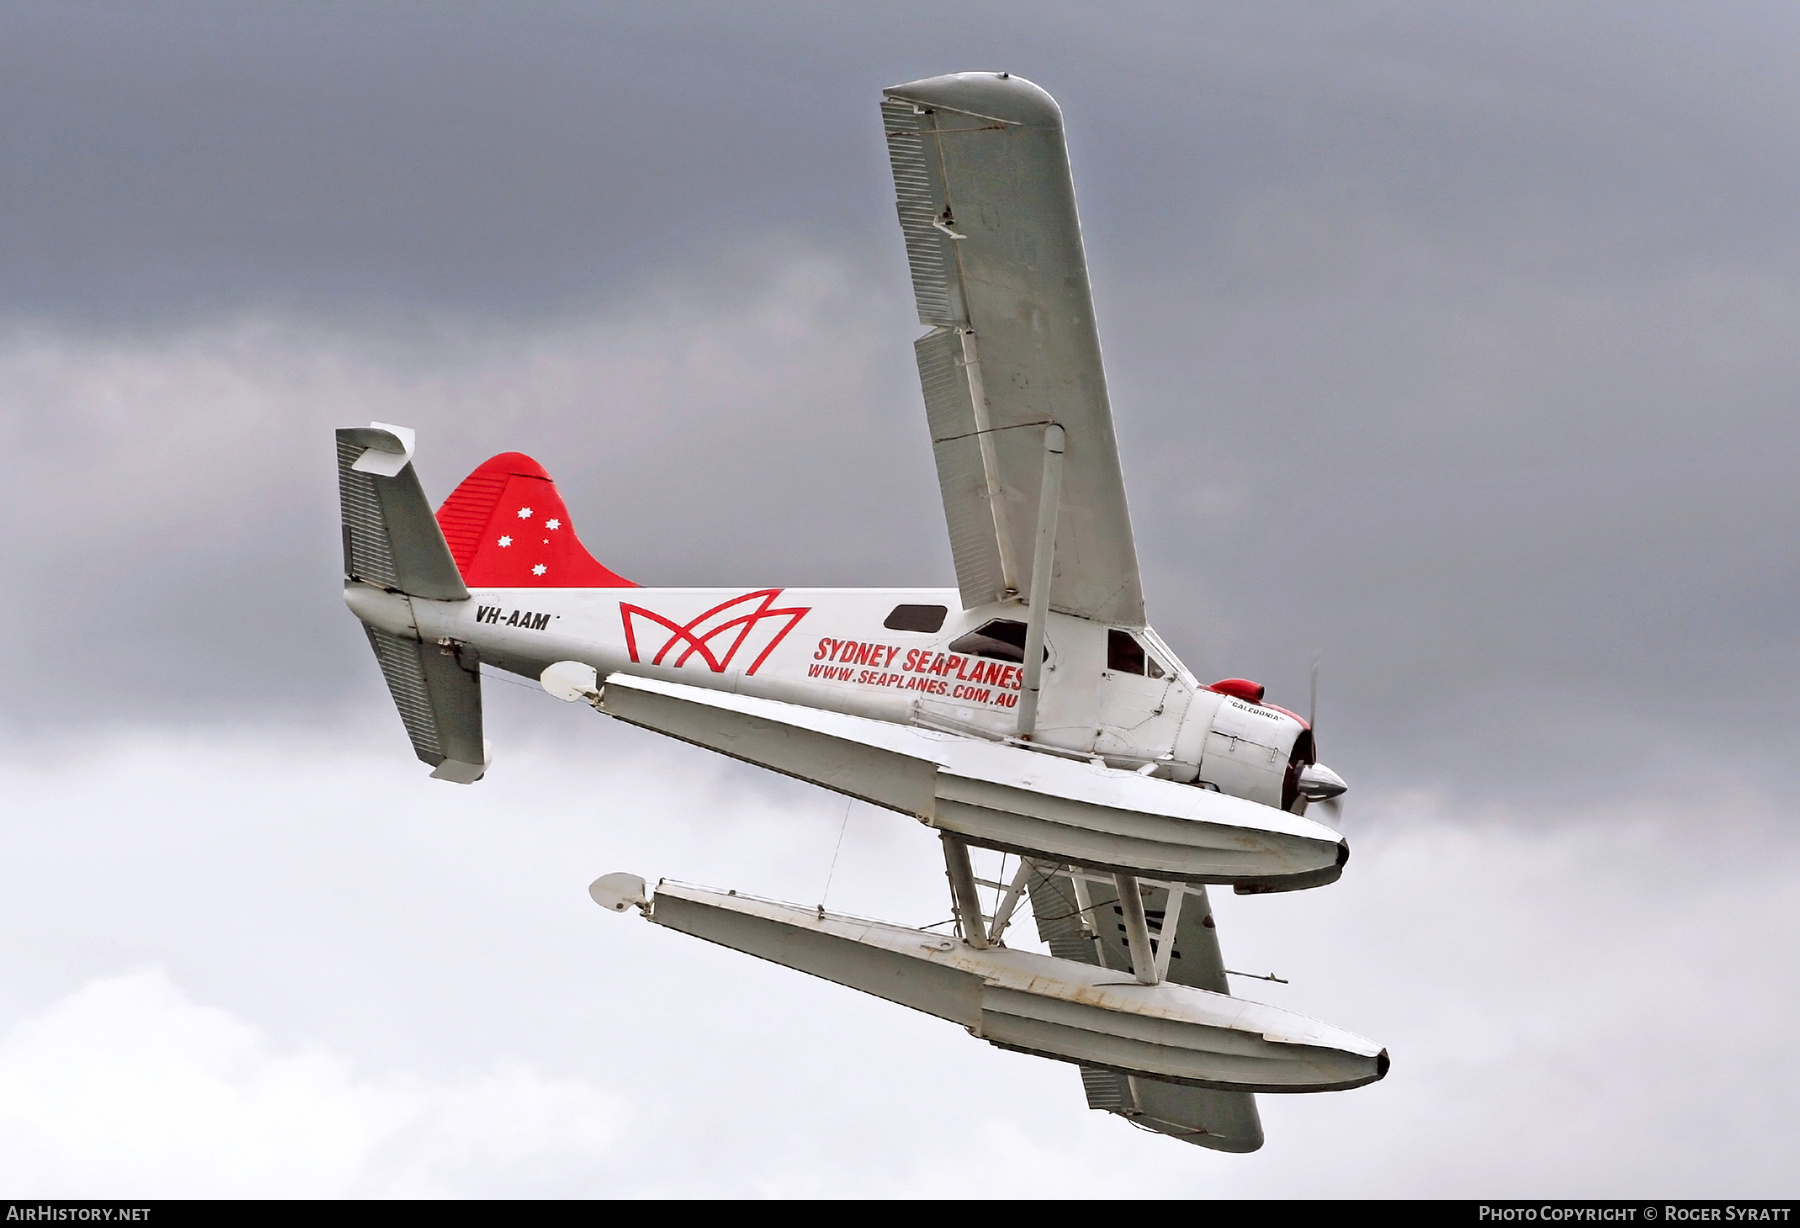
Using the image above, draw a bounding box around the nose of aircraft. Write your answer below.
[1298,761,1348,802]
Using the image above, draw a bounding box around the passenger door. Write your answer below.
[1095,628,1188,764]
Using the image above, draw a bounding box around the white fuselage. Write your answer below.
[345,582,1309,809]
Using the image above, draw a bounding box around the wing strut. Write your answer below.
[1017,422,1066,738]
[958,327,1021,595]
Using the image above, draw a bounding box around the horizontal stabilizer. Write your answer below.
[363,625,488,782]
[337,424,468,601]
[597,674,1346,889]
[338,423,485,780]
[629,880,1387,1095]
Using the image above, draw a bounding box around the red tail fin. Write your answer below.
[436,453,634,588]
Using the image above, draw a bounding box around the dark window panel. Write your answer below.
[1107,628,1146,675]
[883,604,947,633]
[948,618,1045,663]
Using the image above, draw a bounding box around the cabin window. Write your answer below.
[1107,629,1146,675]
[883,604,947,633]
[948,618,1046,663]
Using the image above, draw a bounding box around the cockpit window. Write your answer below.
[883,604,947,633]
[949,618,1045,663]
[1107,628,1146,674]
[1106,630,1169,677]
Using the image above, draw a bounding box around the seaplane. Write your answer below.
[335,72,1385,1152]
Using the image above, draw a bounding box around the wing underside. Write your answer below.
[883,73,1144,628]
[1026,866,1265,1152]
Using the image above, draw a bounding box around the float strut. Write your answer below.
[941,833,990,950]
[1115,872,1159,985]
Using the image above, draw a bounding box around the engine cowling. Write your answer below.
[1171,680,1318,812]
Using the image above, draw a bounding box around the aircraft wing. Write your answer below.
[882,73,1144,628]
[1027,866,1265,1151]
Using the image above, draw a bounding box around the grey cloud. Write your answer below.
[1,725,1794,1194]
[4,0,1799,801]
[0,246,938,727]
[1115,238,1800,798]
[11,4,1797,316]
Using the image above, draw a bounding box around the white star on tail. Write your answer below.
[532,564,547,576]
[497,535,512,547]
[517,506,533,519]
[545,518,561,530]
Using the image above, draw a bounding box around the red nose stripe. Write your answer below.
[436,452,634,588]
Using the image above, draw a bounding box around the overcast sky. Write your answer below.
[2,1,1796,1196]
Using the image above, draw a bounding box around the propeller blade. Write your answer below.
[1314,795,1344,828]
